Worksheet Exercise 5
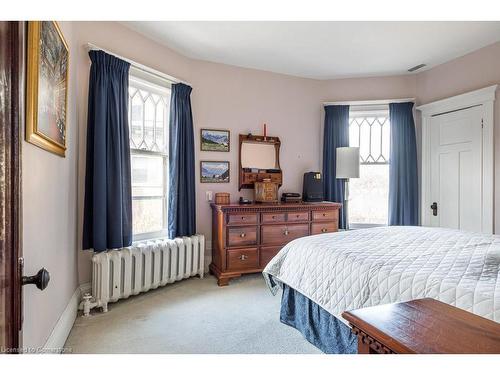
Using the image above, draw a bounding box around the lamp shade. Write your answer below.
[336,147,360,179]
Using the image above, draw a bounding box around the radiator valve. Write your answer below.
[79,293,98,317]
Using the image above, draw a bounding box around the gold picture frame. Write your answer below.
[26,21,69,157]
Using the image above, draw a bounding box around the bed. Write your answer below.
[262,226,500,353]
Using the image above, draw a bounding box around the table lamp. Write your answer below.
[336,147,360,230]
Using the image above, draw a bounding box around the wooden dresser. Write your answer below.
[210,201,341,286]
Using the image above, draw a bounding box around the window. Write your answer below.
[348,110,390,227]
[128,75,171,240]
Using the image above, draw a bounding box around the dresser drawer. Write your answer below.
[261,224,309,246]
[227,248,259,271]
[311,221,338,235]
[262,212,286,223]
[260,246,281,268]
[227,213,258,225]
[287,211,309,222]
[312,210,338,222]
[227,226,257,247]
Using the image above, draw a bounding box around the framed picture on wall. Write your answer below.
[200,128,230,152]
[26,21,69,157]
[200,161,230,183]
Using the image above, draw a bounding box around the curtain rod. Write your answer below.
[85,42,191,86]
[323,98,415,106]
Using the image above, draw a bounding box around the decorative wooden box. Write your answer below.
[254,180,278,202]
[214,192,230,205]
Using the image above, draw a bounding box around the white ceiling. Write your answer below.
[123,22,500,80]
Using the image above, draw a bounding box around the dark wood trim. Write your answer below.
[0,21,24,352]
[211,201,341,213]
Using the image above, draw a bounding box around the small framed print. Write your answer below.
[200,161,230,183]
[200,129,230,152]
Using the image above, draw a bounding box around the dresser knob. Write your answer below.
[241,216,245,220]
[323,213,326,217]
[240,233,246,238]
[239,254,248,261]
[284,230,289,236]
[272,215,276,219]
[321,228,328,233]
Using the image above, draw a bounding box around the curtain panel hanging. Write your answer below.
[82,50,132,252]
[168,83,196,239]
[322,105,350,229]
[388,102,419,226]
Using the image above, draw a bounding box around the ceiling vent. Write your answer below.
[408,63,426,72]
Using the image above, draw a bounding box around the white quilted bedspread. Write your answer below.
[262,226,500,323]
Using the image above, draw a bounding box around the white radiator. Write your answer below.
[90,235,205,312]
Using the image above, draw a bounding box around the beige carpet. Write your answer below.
[64,273,321,354]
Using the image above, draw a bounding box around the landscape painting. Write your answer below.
[200,161,230,183]
[26,21,69,157]
[200,129,230,152]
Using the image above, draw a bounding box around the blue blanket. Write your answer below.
[280,285,357,354]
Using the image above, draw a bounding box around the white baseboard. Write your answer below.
[43,287,81,354]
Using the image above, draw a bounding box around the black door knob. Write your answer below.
[22,268,50,291]
[430,202,438,216]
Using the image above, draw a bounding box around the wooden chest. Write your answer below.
[342,298,500,354]
[209,201,341,286]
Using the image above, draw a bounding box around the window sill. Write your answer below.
[348,223,387,230]
[133,230,168,243]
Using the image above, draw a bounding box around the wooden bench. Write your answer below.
[341,298,500,354]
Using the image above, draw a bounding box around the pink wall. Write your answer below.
[23,21,500,348]
[72,22,417,285]
[189,59,325,244]
[415,41,500,232]
[22,21,79,348]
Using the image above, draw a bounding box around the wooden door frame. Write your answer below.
[0,21,23,352]
[417,85,497,234]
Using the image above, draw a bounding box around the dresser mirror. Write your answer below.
[238,134,282,190]
[241,142,277,169]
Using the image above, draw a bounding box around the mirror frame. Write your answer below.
[238,134,282,190]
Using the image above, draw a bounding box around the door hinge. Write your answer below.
[481,118,484,128]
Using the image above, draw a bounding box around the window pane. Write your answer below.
[348,164,389,225]
[382,119,390,162]
[130,92,143,149]
[371,120,382,162]
[349,118,359,148]
[144,96,155,149]
[132,198,164,235]
[155,99,165,152]
[131,154,164,197]
[358,118,371,162]
[128,79,170,238]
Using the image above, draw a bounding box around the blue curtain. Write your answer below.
[82,51,132,252]
[323,105,350,229]
[168,83,196,238]
[388,102,418,226]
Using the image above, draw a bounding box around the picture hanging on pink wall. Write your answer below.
[200,129,230,152]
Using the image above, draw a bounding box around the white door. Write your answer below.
[429,105,483,231]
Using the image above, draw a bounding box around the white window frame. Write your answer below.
[129,75,171,241]
[348,104,391,228]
